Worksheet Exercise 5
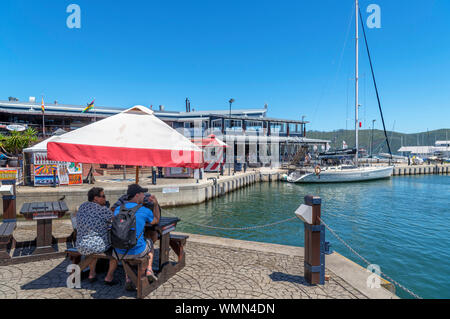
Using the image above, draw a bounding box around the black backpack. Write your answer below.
[110,204,143,258]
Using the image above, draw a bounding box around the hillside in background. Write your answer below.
[307,129,450,154]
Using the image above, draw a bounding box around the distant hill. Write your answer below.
[307,129,450,154]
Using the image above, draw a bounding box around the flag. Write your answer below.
[41,97,45,113]
[82,99,95,113]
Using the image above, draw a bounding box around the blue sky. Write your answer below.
[0,0,448,133]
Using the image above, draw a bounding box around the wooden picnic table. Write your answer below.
[20,201,69,255]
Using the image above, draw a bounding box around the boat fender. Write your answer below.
[315,166,321,175]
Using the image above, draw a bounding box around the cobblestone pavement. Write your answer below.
[0,222,367,299]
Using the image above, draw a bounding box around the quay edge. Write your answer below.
[3,170,284,217]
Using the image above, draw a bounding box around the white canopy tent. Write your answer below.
[23,136,60,153]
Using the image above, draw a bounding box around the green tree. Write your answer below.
[0,128,39,155]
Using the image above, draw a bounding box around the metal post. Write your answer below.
[304,195,325,285]
[152,167,157,185]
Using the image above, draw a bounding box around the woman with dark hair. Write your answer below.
[76,187,118,285]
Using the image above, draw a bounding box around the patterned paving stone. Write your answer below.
[0,224,369,299]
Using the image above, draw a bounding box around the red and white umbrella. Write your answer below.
[47,105,203,168]
[191,134,228,148]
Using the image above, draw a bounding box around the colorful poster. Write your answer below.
[34,176,59,187]
[67,163,82,174]
[34,165,58,176]
[58,163,69,185]
[0,169,18,181]
[69,174,82,185]
[34,165,58,187]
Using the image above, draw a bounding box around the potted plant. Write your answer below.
[0,128,38,167]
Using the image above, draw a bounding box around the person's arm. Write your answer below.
[149,195,160,225]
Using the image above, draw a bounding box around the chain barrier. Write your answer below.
[319,217,422,299]
[165,211,297,231]
[163,209,422,299]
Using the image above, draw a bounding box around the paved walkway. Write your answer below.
[0,221,378,299]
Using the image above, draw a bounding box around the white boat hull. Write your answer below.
[287,166,394,183]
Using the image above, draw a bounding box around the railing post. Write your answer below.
[304,195,325,285]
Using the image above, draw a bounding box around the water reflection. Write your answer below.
[165,175,450,299]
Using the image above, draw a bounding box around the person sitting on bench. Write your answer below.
[113,184,160,289]
[76,187,118,285]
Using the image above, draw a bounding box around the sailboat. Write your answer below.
[288,0,394,183]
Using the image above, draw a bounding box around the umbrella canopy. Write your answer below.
[47,105,203,168]
[191,134,228,148]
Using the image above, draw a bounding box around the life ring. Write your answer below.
[314,166,321,175]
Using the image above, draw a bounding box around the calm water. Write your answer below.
[165,174,450,299]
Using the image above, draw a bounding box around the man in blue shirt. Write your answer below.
[114,184,160,285]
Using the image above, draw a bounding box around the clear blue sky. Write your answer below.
[0,0,448,133]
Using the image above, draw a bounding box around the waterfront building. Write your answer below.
[398,141,450,159]
[0,98,329,166]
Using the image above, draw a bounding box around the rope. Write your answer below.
[319,217,422,299]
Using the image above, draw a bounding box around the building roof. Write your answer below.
[0,100,268,120]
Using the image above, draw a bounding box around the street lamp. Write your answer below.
[301,115,306,136]
[228,98,235,175]
[370,119,376,158]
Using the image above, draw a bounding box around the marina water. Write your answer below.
[165,174,450,299]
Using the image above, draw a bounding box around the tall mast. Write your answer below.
[355,0,359,164]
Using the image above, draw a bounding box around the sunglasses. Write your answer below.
[97,194,106,198]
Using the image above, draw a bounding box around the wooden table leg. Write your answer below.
[158,233,170,271]
[33,219,57,255]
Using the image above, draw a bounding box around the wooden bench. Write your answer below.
[0,221,17,260]
[65,233,188,299]
[169,234,188,263]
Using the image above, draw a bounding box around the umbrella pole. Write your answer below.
[135,166,139,184]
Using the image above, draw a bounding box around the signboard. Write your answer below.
[0,169,18,181]
[6,124,26,132]
[163,167,192,178]
[162,187,180,194]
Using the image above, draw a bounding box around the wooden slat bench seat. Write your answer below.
[65,233,188,299]
[66,248,152,299]
[0,221,17,260]
[169,234,189,263]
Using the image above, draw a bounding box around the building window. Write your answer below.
[270,122,286,133]
[246,120,263,131]
[224,120,242,131]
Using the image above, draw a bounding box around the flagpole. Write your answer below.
[41,95,46,138]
